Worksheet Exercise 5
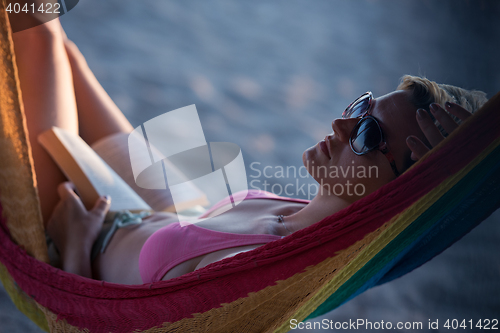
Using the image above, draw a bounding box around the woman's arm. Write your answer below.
[47,182,110,278]
[406,102,472,160]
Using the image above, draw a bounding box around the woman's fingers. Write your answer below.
[91,196,111,219]
[445,102,472,121]
[429,102,472,136]
[57,182,85,209]
[416,108,445,147]
[406,136,430,161]
[429,103,459,136]
[57,182,74,199]
[409,102,473,162]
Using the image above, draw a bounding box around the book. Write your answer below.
[38,127,207,215]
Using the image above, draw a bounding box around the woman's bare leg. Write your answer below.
[13,16,133,226]
[62,37,133,145]
[12,19,78,226]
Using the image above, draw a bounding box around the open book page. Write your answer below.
[91,132,207,213]
[38,127,151,213]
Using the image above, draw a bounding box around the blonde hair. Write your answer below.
[397,75,488,134]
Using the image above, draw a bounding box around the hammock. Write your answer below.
[1,9,500,333]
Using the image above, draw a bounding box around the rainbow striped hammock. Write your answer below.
[1,12,500,333]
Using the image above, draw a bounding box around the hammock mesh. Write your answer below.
[1,5,500,332]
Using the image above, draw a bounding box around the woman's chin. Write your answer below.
[304,143,333,171]
[302,146,317,169]
[302,147,313,166]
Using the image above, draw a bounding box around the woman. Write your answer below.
[13,19,487,285]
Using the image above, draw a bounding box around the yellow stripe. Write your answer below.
[0,263,49,331]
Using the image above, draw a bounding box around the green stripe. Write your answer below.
[307,144,500,319]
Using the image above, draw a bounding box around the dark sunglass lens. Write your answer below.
[351,118,382,153]
[345,96,370,118]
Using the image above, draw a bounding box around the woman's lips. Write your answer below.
[319,140,331,159]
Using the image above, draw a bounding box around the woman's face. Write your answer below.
[303,90,425,203]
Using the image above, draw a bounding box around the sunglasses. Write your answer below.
[342,92,400,177]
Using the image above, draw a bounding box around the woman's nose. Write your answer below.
[331,118,358,143]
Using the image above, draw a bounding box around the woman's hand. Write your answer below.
[406,102,472,161]
[46,182,110,277]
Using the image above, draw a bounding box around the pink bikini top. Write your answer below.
[139,190,308,283]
